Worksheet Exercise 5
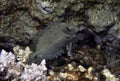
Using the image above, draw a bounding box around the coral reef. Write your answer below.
[48,62,119,81]
[0,50,47,81]
[13,45,32,63]
[102,69,119,81]
[86,4,117,32]
[0,0,120,81]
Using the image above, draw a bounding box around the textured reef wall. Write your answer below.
[0,0,120,81]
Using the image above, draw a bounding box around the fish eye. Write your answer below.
[66,26,72,32]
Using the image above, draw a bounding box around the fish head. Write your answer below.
[62,24,79,40]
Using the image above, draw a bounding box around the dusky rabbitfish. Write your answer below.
[29,22,78,63]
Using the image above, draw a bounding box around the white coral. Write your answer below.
[0,49,47,81]
[0,50,16,72]
[20,59,47,81]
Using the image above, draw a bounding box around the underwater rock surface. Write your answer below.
[0,0,120,80]
[86,4,118,32]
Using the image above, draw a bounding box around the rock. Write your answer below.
[0,8,38,45]
[87,4,118,32]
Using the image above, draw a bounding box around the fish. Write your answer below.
[29,22,78,64]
